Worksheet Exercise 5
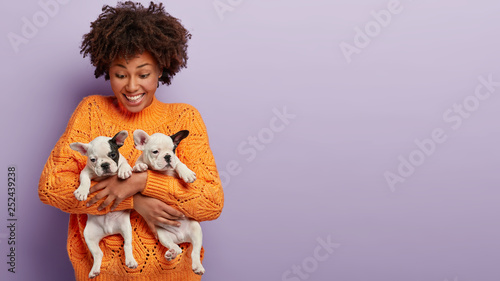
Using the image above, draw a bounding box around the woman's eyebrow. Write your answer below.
[113,63,151,69]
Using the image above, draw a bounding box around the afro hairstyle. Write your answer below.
[80,1,191,85]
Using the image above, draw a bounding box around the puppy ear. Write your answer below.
[111,130,128,148]
[133,130,150,151]
[170,130,190,146]
[70,142,90,156]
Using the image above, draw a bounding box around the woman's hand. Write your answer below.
[86,172,147,211]
[133,193,185,238]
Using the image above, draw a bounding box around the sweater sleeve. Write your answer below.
[141,105,224,222]
[38,97,133,214]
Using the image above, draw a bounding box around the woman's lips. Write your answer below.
[123,93,145,104]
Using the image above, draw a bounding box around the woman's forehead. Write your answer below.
[111,52,158,67]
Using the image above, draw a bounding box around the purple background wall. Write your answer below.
[1,0,500,280]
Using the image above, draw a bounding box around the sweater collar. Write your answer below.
[109,95,167,128]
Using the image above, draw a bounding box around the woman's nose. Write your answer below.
[126,77,139,92]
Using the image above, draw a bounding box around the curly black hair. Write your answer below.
[80,1,191,85]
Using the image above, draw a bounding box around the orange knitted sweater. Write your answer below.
[38,95,224,281]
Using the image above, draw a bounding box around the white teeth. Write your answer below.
[125,94,144,101]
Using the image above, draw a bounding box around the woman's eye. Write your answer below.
[152,150,159,154]
[140,73,150,79]
[115,74,125,79]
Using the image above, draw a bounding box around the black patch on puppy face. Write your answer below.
[107,139,120,165]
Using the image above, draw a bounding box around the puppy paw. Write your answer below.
[74,187,89,201]
[182,171,196,183]
[118,165,133,179]
[133,163,149,172]
[118,169,132,179]
[177,166,196,183]
[164,246,182,261]
[192,263,205,275]
[125,257,138,269]
[89,269,100,279]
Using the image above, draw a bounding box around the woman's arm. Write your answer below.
[132,193,185,238]
[38,97,134,214]
[84,172,188,237]
[141,105,224,222]
[64,102,224,221]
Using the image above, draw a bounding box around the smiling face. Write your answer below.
[109,52,162,113]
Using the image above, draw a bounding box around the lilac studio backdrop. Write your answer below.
[1,0,500,280]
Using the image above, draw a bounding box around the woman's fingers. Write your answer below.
[86,189,107,207]
[98,195,117,211]
[156,215,181,227]
[146,221,158,239]
[163,205,185,219]
[88,180,107,194]
[85,174,141,210]
[110,199,122,211]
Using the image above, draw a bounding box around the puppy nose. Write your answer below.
[101,162,110,169]
[164,155,171,163]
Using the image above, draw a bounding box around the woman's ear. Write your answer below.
[157,68,163,87]
[158,65,163,78]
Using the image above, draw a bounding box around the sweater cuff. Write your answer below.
[142,170,178,203]
[119,196,134,211]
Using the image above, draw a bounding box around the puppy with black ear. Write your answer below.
[70,131,137,279]
[133,129,204,275]
[133,129,196,183]
[71,131,133,201]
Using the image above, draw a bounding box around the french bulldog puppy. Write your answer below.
[132,130,196,183]
[70,131,137,279]
[133,129,204,275]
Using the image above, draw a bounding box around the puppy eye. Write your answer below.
[90,158,96,162]
[109,153,116,158]
[152,150,159,154]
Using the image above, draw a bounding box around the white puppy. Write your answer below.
[70,130,137,279]
[133,129,204,275]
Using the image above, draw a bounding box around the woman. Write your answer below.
[38,2,224,280]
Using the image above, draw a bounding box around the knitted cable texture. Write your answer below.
[38,95,224,281]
